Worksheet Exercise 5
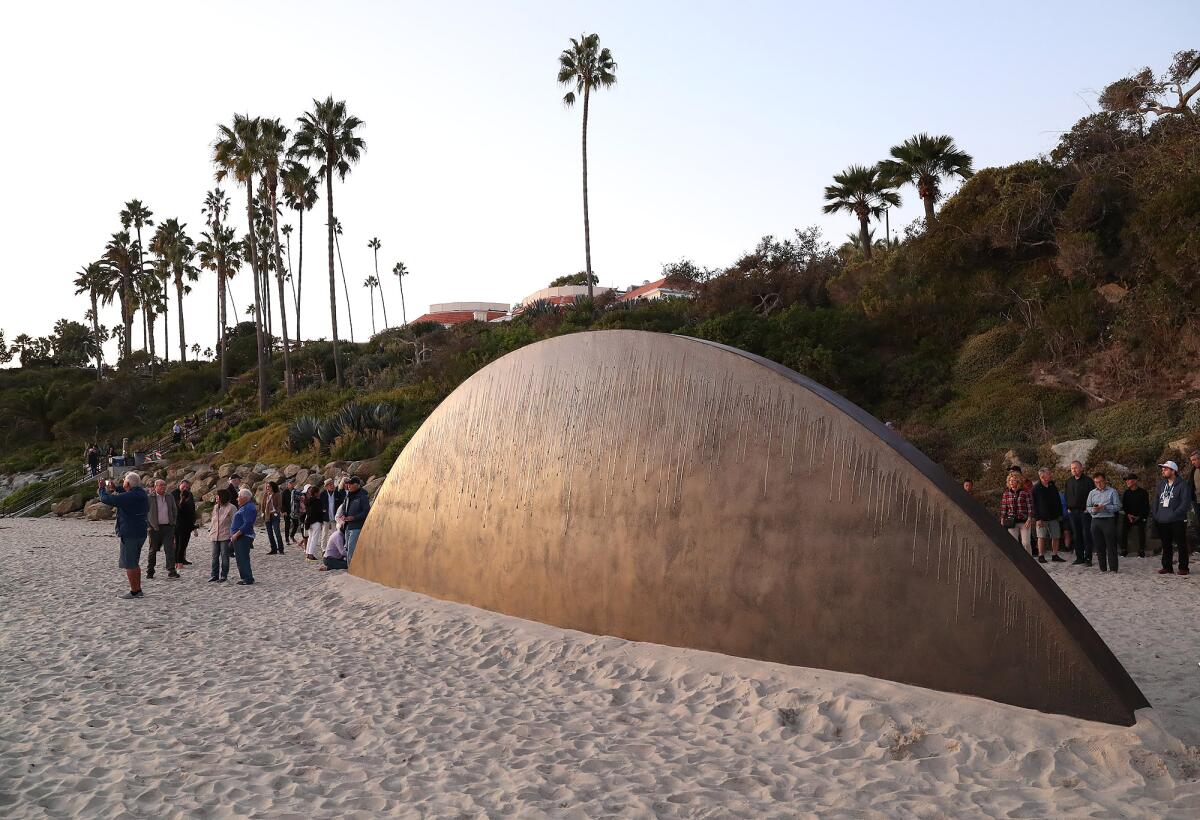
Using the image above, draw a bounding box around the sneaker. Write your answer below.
[218,577,228,583]
[1070,559,1085,566]
[1051,555,1065,562]
[236,580,254,585]
[120,590,145,599]
[1038,555,1047,563]
[207,577,219,582]
[146,571,155,579]
[181,560,193,566]
[1099,568,1108,572]
[267,550,279,555]
[1158,568,1174,575]
[306,555,317,561]
[167,572,181,579]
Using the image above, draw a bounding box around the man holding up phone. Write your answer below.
[96,472,150,599]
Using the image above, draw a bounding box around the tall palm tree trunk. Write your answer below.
[269,190,294,396]
[120,286,132,360]
[334,231,354,342]
[175,273,187,361]
[325,172,343,388]
[218,270,228,393]
[90,290,102,380]
[379,287,389,328]
[295,208,304,343]
[858,213,873,261]
[369,285,376,335]
[373,249,387,329]
[398,276,407,326]
[922,192,936,225]
[245,185,269,411]
[581,83,594,301]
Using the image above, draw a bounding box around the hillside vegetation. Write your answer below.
[3,51,1198,507]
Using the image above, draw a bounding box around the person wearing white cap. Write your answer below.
[1152,460,1193,576]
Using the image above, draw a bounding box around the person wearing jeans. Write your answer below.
[208,488,237,582]
[1086,472,1122,572]
[1153,460,1194,576]
[339,475,371,563]
[1064,461,1095,566]
[230,488,258,585]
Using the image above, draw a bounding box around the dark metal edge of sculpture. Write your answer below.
[353,330,1149,725]
[689,336,1149,718]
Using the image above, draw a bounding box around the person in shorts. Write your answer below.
[97,472,150,599]
[1031,467,1065,563]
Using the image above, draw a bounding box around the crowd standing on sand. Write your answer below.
[95,468,371,598]
[967,451,1198,577]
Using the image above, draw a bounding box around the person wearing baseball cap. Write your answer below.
[340,475,372,563]
[1152,460,1193,575]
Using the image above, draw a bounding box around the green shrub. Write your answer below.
[953,324,1021,383]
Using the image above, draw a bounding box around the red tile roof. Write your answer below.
[414,310,508,326]
[617,276,698,302]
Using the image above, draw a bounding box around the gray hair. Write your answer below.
[124,471,141,487]
[1038,467,1051,476]
[237,488,253,502]
[1070,460,1082,468]
[154,478,166,488]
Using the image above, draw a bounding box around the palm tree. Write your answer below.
[332,217,355,341]
[150,218,198,361]
[822,165,900,261]
[135,267,163,361]
[260,117,295,395]
[73,262,107,378]
[120,200,154,353]
[363,275,379,335]
[558,33,617,301]
[281,160,318,342]
[101,231,141,359]
[367,237,388,328]
[878,133,974,226]
[213,114,270,411]
[290,96,366,389]
[281,223,297,323]
[392,261,410,325]
[197,221,243,394]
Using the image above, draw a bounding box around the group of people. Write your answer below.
[96,467,372,598]
[973,451,1199,576]
[84,443,120,477]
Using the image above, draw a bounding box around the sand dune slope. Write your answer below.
[0,518,1197,818]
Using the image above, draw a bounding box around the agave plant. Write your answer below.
[316,416,345,452]
[287,415,320,451]
[338,401,372,434]
[369,403,399,434]
[520,299,560,318]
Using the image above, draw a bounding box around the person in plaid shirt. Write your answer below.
[999,471,1033,552]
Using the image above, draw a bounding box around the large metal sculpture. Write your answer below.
[352,330,1147,725]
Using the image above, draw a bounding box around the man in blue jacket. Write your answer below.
[1153,460,1193,576]
[230,487,258,585]
[339,475,371,563]
[97,472,150,599]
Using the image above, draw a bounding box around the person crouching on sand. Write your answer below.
[97,471,150,599]
[208,488,237,582]
[230,487,257,585]
[320,526,348,571]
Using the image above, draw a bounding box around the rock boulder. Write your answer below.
[1051,439,1100,469]
[52,494,87,516]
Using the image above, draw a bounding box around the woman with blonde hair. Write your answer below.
[999,471,1032,552]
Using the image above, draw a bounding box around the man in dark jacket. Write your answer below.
[97,472,150,599]
[171,480,197,567]
[282,477,298,543]
[339,475,372,563]
[1031,468,1065,563]
[319,478,345,544]
[147,479,180,579]
[1064,461,1095,566]
[1154,460,1194,575]
[1120,474,1149,558]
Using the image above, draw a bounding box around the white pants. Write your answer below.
[306,523,325,557]
[1008,525,1032,551]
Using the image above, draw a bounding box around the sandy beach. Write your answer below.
[1,517,1197,818]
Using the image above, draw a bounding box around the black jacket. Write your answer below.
[171,488,197,530]
[1064,474,1095,511]
[1031,481,1060,520]
[1122,487,1149,519]
[303,493,326,525]
[318,489,345,522]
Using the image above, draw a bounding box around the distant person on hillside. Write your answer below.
[999,472,1032,552]
[303,484,326,561]
[1087,472,1122,572]
[97,472,149,599]
[208,488,237,582]
[263,480,284,555]
[86,445,100,477]
[961,479,974,495]
[282,478,298,544]
[1031,468,1065,563]
[1120,474,1149,558]
[230,488,257,585]
[340,476,371,562]
[171,421,182,444]
[1153,460,1193,576]
[146,478,179,580]
[171,479,197,568]
[1065,461,1095,566]
[105,443,116,470]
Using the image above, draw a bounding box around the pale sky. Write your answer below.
[1,0,1195,362]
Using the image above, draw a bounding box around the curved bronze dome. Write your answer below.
[352,330,1147,725]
